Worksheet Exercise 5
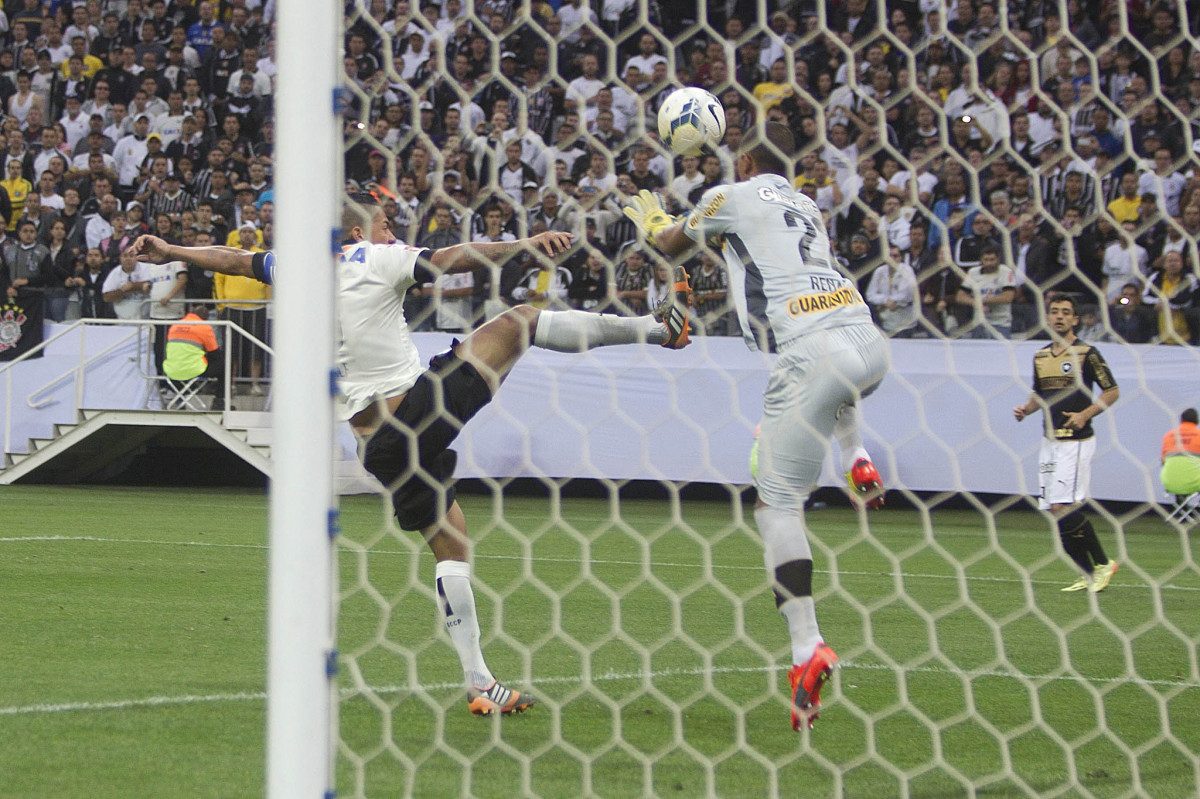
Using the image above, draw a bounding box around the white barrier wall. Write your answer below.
[5,324,1198,503]
[435,333,1200,504]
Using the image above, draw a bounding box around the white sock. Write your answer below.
[756,505,822,664]
[434,560,494,689]
[533,310,665,351]
[780,598,821,665]
[834,403,871,474]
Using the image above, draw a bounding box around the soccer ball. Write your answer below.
[657,87,726,157]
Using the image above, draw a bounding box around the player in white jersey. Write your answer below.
[624,122,890,731]
[131,193,691,717]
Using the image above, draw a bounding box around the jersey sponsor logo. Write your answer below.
[786,286,864,316]
[1061,361,1072,374]
[755,185,817,215]
[687,192,726,228]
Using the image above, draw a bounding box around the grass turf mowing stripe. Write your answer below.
[3,534,1198,592]
[6,659,1197,717]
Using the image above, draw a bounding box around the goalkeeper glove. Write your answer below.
[623,190,677,247]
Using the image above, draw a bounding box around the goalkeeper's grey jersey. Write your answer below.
[682,173,871,352]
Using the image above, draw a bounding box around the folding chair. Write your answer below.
[161,375,211,411]
[1165,492,1200,526]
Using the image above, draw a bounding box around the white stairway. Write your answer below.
[0,407,379,493]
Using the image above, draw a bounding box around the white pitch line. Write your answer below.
[3,660,1196,718]
[4,535,1200,593]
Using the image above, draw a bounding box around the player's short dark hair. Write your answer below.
[1046,292,1077,314]
[342,191,380,235]
[979,243,1001,258]
[1182,408,1199,425]
[742,120,793,177]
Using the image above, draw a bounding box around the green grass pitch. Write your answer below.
[2,485,1199,798]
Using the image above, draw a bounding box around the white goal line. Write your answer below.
[5,658,1197,718]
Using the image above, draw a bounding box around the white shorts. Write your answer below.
[1038,437,1096,510]
[755,324,891,510]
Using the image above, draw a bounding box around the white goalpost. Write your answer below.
[266,0,341,795]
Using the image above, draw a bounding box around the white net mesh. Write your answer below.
[332,1,1200,795]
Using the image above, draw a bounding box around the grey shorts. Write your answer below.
[755,324,891,510]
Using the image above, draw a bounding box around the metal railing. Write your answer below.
[1,317,274,457]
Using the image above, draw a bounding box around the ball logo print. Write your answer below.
[658,87,726,156]
[1062,362,1072,374]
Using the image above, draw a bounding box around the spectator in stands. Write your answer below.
[78,246,111,318]
[954,212,1001,270]
[99,243,151,319]
[214,227,269,393]
[569,250,611,312]
[1138,146,1188,217]
[867,244,920,338]
[512,253,572,310]
[688,249,729,335]
[145,253,187,377]
[880,195,911,252]
[419,205,462,251]
[1108,283,1156,344]
[1143,250,1198,345]
[565,53,604,112]
[1107,172,1143,225]
[957,243,1016,339]
[1101,222,1150,305]
[687,153,723,206]
[930,171,974,248]
[522,187,563,234]
[613,247,650,316]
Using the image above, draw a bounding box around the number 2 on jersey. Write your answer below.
[782,210,830,270]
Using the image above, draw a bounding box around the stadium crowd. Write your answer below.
[1,0,1199,347]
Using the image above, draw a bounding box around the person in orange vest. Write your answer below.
[163,304,227,410]
[1161,408,1200,498]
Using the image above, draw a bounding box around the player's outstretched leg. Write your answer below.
[457,304,683,392]
[425,502,537,715]
[834,403,884,508]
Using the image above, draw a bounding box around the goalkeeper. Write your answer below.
[625,121,890,731]
[131,193,690,717]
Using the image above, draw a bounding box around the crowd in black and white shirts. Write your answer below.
[0,0,276,326]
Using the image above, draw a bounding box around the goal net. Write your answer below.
[321,1,1200,796]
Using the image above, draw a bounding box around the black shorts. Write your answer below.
[361,344,492,531]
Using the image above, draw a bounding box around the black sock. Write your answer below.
[772,559,814,608]
[1058,513,1094,574]
[1079,518,1109,567]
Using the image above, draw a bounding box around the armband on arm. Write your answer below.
[251,251,276,285]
